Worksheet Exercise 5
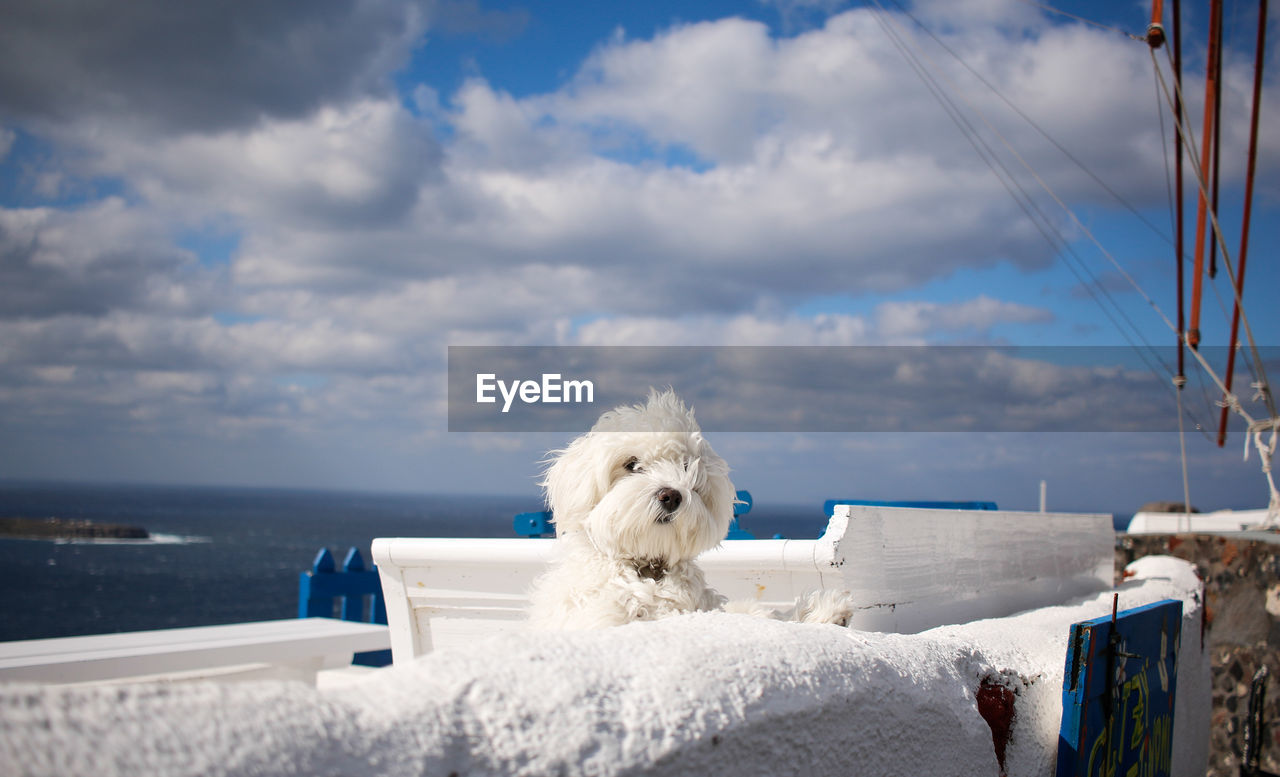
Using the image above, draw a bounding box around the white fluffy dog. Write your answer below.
[528,389,853,630]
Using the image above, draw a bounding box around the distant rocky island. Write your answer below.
[0,517,150,540]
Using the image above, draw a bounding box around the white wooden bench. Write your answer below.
[0,617,391,685]
[372,504,1114,663]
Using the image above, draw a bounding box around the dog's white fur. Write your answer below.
[528,389,853,630]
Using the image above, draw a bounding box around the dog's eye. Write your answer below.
[624,457,641,474]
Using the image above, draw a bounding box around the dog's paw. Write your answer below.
[795,589,855,627]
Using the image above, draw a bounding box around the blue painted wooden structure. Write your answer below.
[1056,598,1182,777]
[298,547,391,667]
[823,499,999,516]
[725,490,755,539]
[514,490,758,537]
[513,510,553,537]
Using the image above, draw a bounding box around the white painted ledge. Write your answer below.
[0,618,390,685]
[1127,507,1275,534]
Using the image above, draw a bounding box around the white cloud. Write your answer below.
[33,5,1184,315]
[75,99,439,230]
[1,2,1273,497]
[909,0,1045,30]
[572,310,870,346]
[0,0,430,133]
[0,198,224,318]
[555,18,779,162]
[874,295,1053,339]
[569,296,1051,346]
[23,5,1271,313]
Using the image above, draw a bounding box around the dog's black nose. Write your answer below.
[656,487,682,514]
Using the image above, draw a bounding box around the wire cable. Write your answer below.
[865,0,1217,438]
[889,0,1176,248]
[1012,0,1146,40]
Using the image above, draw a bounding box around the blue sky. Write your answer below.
[0,0,1277,516]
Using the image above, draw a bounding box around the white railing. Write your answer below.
[373,504,1115,662]
[0,618,390,685]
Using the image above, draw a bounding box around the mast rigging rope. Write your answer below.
[871,0,1278,517]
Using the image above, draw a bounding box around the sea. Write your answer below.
[0,481,845,643]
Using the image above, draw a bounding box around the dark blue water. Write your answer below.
[0,482,835,642]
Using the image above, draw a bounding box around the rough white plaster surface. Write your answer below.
[0,556,1207,777]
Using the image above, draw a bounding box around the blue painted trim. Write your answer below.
[726,490,754,538]
[298,546,391,667]
[514,510,553,537]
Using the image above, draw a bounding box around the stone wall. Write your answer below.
[1117,534,1280,776]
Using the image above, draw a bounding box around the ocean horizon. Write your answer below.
[0,480,1130,643]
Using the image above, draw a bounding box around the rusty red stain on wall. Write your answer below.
[976,678,1016,777]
